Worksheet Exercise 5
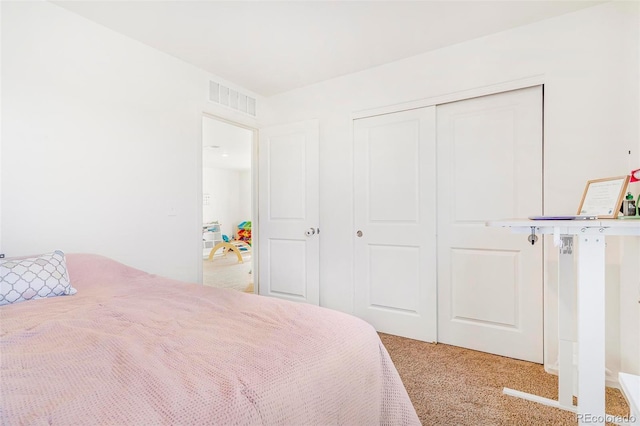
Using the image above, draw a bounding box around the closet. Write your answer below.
[354,86,543,362]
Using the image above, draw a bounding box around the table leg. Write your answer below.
[558,235,576,408]
[576,234,606,425]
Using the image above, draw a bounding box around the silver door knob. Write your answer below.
[356,230,363,237]
[305,228,316,237]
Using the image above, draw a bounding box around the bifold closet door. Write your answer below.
[353,107,437,343]
[436,86,543,363]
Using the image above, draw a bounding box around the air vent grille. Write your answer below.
[209,80,256,117]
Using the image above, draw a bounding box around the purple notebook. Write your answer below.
[528,215,598,220]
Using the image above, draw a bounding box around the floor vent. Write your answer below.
[209,81,256,117]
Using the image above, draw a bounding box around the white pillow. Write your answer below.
[0,250,77,306]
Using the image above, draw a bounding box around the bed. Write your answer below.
[0,253,420,425]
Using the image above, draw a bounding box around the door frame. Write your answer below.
[197,112,259,292]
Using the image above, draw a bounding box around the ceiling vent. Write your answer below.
[209,81,256,117]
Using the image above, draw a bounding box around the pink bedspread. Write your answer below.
[1,254,419,425]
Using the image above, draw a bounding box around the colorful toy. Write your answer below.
[236,221,252,245]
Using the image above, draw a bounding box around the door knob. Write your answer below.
[356,230,363,237]
[305,228,316,237]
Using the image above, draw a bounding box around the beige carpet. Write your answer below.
[379,333,630,425]
[202,254,253,293]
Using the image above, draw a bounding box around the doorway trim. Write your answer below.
[197,112,259,292]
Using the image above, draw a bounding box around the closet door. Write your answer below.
[437,86,543,362]
[353,107,437,342]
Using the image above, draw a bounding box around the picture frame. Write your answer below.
[577,175,630,219]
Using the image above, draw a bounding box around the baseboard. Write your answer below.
[545,362,620,389]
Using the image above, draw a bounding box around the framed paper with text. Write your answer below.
[577,175,630,219]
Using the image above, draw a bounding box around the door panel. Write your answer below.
[437,86,543,363]
[268,239,307,299]
[354,107,437,342]
[369,245,420,312]
[267,134,306,219]
[451,109,517,221]
[450,248,519,327]
[368,121,419,222]
[258,120,319,304]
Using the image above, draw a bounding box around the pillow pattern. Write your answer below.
[0,250,76,306]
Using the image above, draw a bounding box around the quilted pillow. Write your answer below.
[0,250,76,306]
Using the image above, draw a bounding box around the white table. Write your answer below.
[488,219,640,426]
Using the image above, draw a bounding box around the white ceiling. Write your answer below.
[202,116,253,170]
[52,1,603,97]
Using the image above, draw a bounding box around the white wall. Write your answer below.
[1,1,260,282]
[260,1,640,377]
[0,0,3,257]
[203,167,250,237]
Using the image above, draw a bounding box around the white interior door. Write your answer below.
[437,86,543,362]
[258,120,319,304]
[354,107,437,342]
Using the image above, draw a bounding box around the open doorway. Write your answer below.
[201,115,255,293]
